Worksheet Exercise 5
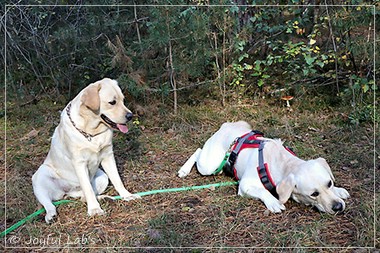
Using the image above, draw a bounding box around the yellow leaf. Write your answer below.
[296,28,305,35]
[244,64,253,70]
[309,39,316,45]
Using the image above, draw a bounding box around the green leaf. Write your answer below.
[266,56,273,65]
[238,53,249,62]
[304,55,316,65]
[254,60,262,70]
[316,61,325,68]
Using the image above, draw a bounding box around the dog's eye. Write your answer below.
[327,180,332,188]
[109,100,116,105]
[311,191,319,198]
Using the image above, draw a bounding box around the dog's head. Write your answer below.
[276,158,347,214]
[80,78,132,133]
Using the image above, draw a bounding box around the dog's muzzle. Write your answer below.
[126,112,133,121]
[101,113,133,133]
[332,201,344,213]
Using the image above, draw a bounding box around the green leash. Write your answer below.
[212,152,231,175]
[0,181,238,238]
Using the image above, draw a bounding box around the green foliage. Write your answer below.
[225,3,376,125]
[117,74,146,101]
[348,104,375,125]
[142,5,218,82]
[339,74,376,125]
[2,2,376,123]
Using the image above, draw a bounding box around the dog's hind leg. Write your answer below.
[178,148,202,178]
[33,187,58,223]
[32,165,65,223]
[196,145,226,176]
[92,169,109,195]
[179,141,228,177]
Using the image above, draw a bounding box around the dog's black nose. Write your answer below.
[332,202,343,213]
[126,112,133,121]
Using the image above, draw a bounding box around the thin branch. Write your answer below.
[213,32,224,106]
[145,79,215,93]
[134,2,142,45]
[165,9,177,115]
[324,2,340,93]
[222,13,227,106]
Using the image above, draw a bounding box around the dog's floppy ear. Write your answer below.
[276,173,296,204]
[316,157,335,181]
[81,83,100,112]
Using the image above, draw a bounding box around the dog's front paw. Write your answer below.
[45,209,57,224]
[178,166,192,178]
[120,191,141,201]
[178,169,188,178]
[334,187,350,199]
[265,199,286,213]
[122,193,141,201]
[88,207,105,216]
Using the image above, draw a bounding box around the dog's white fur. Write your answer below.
[32,78,140,223]
[178,121,350,214]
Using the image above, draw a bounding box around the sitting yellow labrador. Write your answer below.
[32,78,140,223]
[178,121,350,214]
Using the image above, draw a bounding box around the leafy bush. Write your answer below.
[2,1,377,120]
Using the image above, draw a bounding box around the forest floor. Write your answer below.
[1,87,378,252]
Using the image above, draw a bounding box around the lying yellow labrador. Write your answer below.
[32,78,140,223]
[178,121,350,214]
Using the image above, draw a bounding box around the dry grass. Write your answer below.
[1,92,378,252]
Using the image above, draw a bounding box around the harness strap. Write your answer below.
[257,142,278,199]
[213,130,287,200]
[229,130,263,167]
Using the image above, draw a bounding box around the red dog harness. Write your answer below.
[217,130,296,199]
